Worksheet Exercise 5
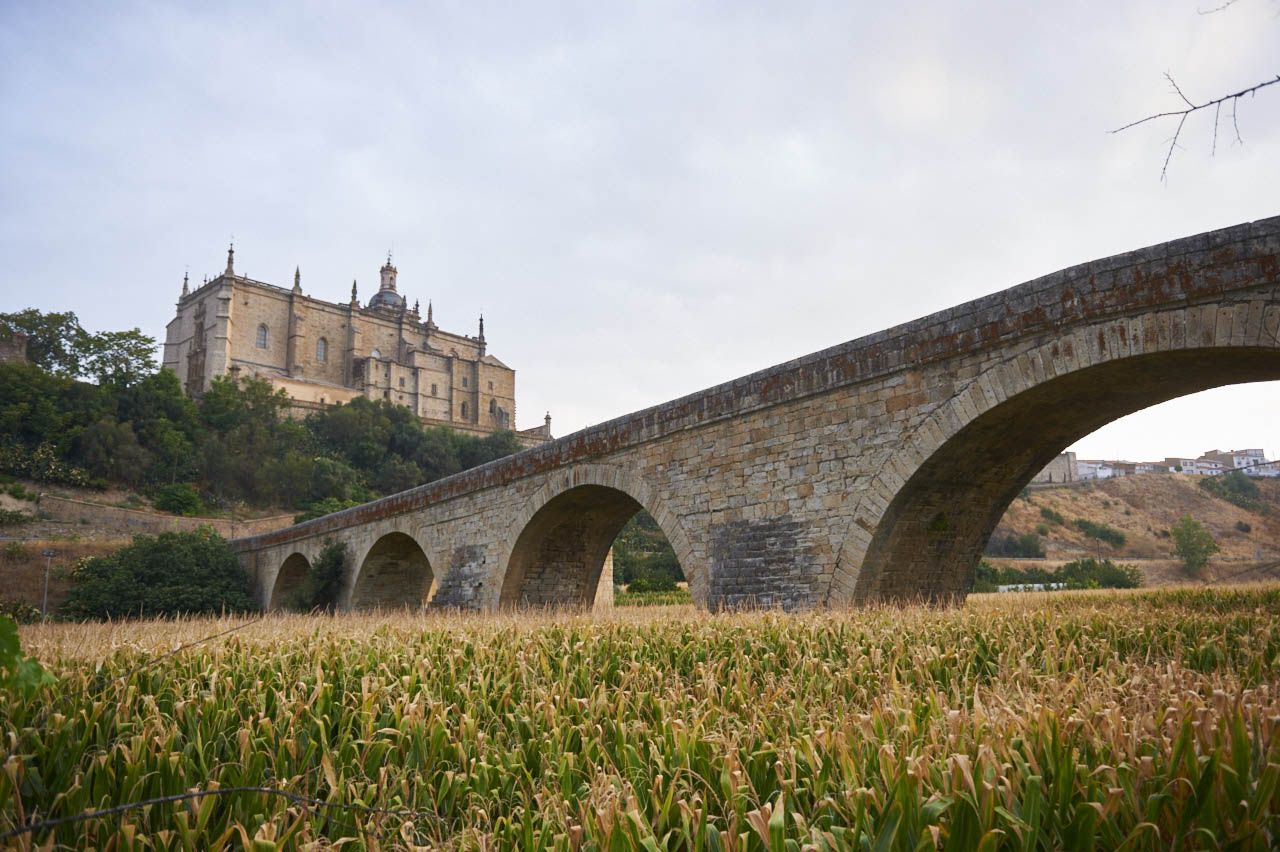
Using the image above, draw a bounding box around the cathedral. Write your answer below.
[163,245,551,444]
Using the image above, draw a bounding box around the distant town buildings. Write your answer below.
[1033,447,1278,483]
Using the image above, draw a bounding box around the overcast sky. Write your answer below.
[2,1,1277,461]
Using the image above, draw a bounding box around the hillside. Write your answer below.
[991,473,1280,584]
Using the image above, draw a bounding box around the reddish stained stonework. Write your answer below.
[234,216,1280,612]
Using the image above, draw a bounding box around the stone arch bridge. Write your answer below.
[233,217,1280,610]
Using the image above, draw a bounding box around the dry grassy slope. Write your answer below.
[993,474,1280,583]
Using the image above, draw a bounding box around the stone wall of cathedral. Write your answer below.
[163,271,524,438]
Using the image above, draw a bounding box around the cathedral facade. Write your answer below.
[163,245,550,443]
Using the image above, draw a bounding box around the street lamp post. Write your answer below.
[41,549,56,619]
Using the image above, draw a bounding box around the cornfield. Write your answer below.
[4,586,1280,849]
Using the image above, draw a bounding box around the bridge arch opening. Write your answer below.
[269,553,311,610]
[500,484,684,608]
[848,346,1280,603]
[349,532,434,610]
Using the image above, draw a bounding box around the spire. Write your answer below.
[181,270,189,297]
[225,242,235,276]
[478,314,485,341]
[350,279,359,306]
[293,266,302,294]
[427,300,433,324]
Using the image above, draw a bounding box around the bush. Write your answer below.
[1039,507,1065,525]
[627,572,678,594]
[1171,515,1219,576]
[0,599,44,624]
[1200,470,1261,511]
[985,532,1045,559]
[1035,523,1050,536]
[285,540,348,612]
[1055,558,1143,590]
[295,497,365,524]
[0,443,91,487]
[1235,520,1252,534]
[3,541,25,561]
[1073,518,1126,548]
[0,509,31,527]
[152,483,206,516]
[972,557,1142,593]
[62,528,254,619]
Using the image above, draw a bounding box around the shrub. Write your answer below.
[1055,558,1143,590]
[1073,518,1126,548]
[1199,470,1261,511]
[984,533,1045,559]
[3,541,25,561]
[295,497,365,524]
[1171,515,1219,576]
[627,572,678,594]
[0,599,44,623]
[972,557,1142,592]
[285,539,348,612]
[62,528,253,619]
[0,443,91,487]
[1035,523,1050,536]
[152,483,206,517]
[1235,520,1252,534]
[1039,507,1065,525]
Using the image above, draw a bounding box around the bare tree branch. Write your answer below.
[1111,72,1280,180]
[1197,0,1241,14]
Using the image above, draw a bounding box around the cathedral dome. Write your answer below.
[367,288,406,309]
[368,254,404,310]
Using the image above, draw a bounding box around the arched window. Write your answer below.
[256,324,269,349]
[489,398,496,415]
[461,402,468,419]
[316,337,328,362]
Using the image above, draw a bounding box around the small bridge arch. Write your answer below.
[268,552,312,610]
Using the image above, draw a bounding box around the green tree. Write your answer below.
[284,539,348,611]
[73,418,152,486]
[1171,515,1219,576]
[0,308,85,376]
[81,328,157,386]
[63,528,253,619]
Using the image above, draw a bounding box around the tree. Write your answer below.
[0,309,84,376]
[284,539,348,611]
[73,418,152,486]
[1171,515,1220,576]
[81,328,157,386]
[63,528,254,619]
[1112,4,1279,180]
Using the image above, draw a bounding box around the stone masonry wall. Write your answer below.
[235,216,1280,610]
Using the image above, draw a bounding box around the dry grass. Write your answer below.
[5,586,1280,849]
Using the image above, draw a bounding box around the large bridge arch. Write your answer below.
[832,298,1280,604]
[494,464,701,609]
[347,531,436,610]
